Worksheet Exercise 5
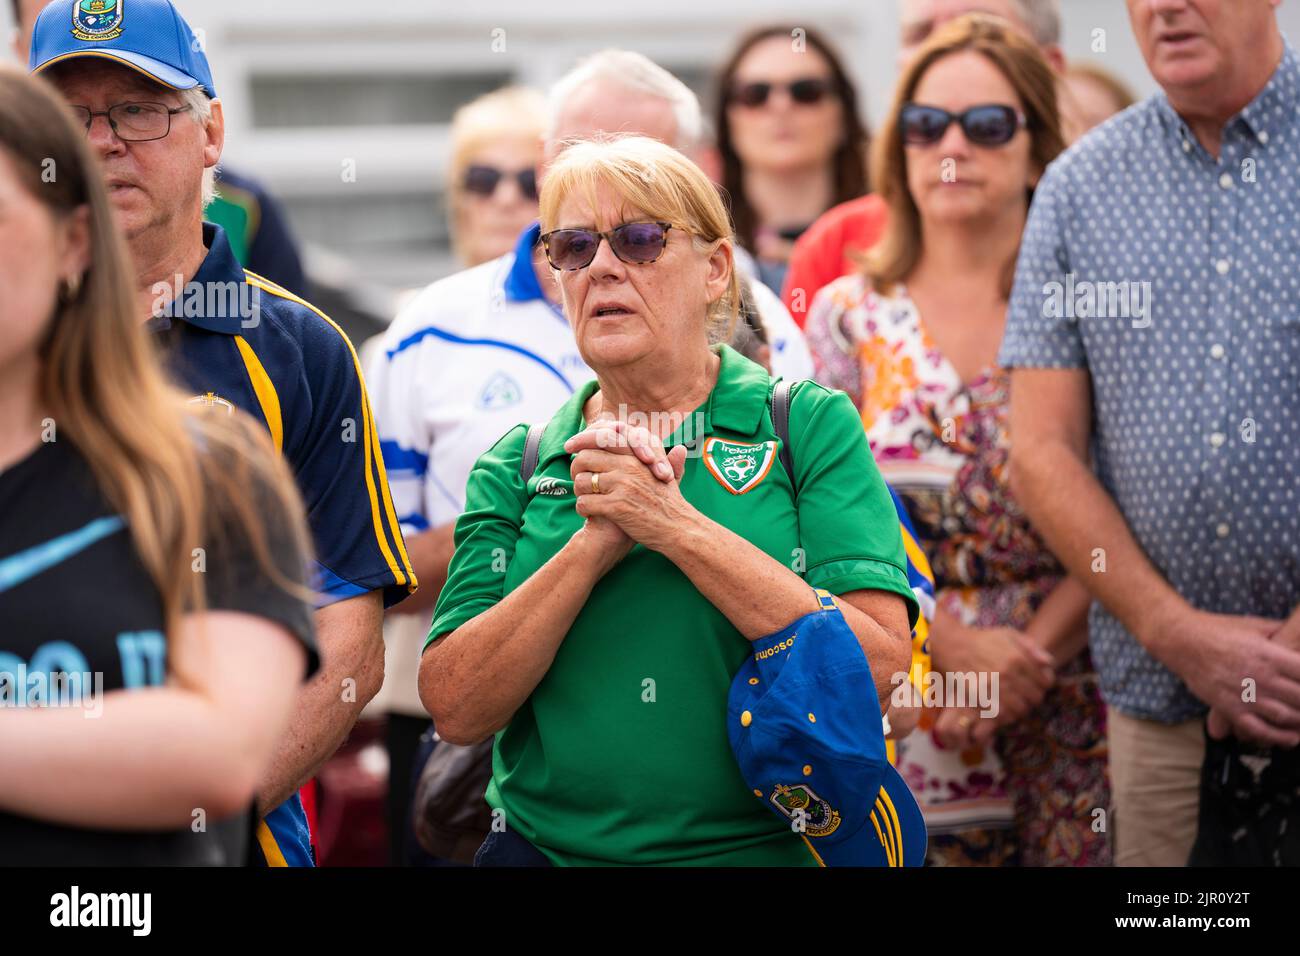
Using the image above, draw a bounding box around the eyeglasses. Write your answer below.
[463,164,538,201]
[69,102,192,143]
[540,221,675,271]
[900,103,1028,147]
[729,77,836,109]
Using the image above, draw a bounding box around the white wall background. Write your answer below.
[5,0,1299,295]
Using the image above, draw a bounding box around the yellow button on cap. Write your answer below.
[741,710,752,727]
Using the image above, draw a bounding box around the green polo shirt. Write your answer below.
[429,344,917,866]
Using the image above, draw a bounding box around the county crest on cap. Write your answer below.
[702,437,776,495]
[72,0,125,42]
[770,784,842,837]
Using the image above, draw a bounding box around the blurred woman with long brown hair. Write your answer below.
[0,66,318,865]
[714,24,869,296]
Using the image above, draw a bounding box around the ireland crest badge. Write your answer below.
[72,0,124,42]
[702,437,776,495]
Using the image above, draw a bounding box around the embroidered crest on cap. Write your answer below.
[72,0,125,42]
[769,784,842,837]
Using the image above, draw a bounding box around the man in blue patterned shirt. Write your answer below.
[1002,0,1300,866]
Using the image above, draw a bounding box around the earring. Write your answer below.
[61,272,83,303]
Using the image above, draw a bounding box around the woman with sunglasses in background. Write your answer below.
[420,136,918,866]
[447,86,545,268]
[0,67,318,865]
[804,15,1108,868]
[714,24,869,296]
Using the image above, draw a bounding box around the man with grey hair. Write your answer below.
[1004,0,1300,866]
[31,0,416,866]
[544,48,705,154]
[10,0,309,297]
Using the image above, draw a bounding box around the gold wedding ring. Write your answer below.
[957,715,974,729]
[591,472,601,495]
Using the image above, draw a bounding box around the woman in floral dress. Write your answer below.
[805,16,1109,866]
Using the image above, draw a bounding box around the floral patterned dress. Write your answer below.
[806,273,1110,867]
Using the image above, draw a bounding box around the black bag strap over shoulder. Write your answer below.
[521,423,545,483]
[771,378,796,490]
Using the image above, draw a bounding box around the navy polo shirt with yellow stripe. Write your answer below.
[149,223,416,865]
[429,344,917,865]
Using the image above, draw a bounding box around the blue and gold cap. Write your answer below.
[728,590,927,867]
[31,0,217,99]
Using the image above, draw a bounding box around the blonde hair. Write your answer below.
[538,134,739,343]
[863,14,1064,297]
[447,86,544,260]
[0,67,311,655]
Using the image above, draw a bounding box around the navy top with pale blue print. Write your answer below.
[1000,44,1300,723]
[0,437,317,865]
[149,223,416,611]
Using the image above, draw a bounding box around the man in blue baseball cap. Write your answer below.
[30,0,418,866]
[729,590,927,866]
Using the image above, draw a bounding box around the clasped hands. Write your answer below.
[929,617,1058,752]
[1187,609,1300,749]
[563,419,696,556]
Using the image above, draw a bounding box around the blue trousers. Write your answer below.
[473,828,553,867]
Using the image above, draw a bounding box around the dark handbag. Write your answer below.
[1188,727,1300,866]
[412,734,495,864]
[411,429,552,865]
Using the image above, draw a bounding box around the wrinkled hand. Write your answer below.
[1207,608,1300,747]
[565,421,692,553]
[574,513,636,566]
[932,622,1055,725]
[1272,609,1300,653]
[1155,608,1300,748]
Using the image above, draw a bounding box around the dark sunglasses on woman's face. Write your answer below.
[729,77,836,109]
[540,221,675,271]
[463,164,538,201]
[900,103,1028,147]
